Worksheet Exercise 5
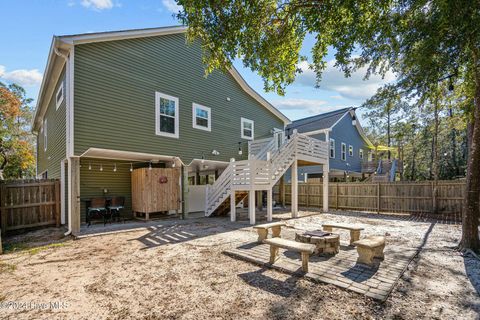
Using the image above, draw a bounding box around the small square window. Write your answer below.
[56,82,64,110]
[192,103,211,131]
[241,118,254,140]
[155,92,179,138]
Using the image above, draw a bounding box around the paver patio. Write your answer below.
[225,237,418,301]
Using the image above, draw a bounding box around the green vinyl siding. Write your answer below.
[80,158,132,223]
[73,33,285,163]
[37,67,67,178]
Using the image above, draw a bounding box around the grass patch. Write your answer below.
[26,242,69,255]
[3,241,69,255]
[0,261,16,273]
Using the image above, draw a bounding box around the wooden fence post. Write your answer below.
[377,182,381,214]
[335,183,339,210]
[0,185,6,235]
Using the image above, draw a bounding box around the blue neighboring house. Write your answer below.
[285,107,374,181]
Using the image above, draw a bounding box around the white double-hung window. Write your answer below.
[192,103,211,131]
[155,92,179,138]
[43,119,48,151]
[56,82,64,110]
[341,143,347,161]
[241,117,254,140]
[329,138,335,158]
[349,145,353,157]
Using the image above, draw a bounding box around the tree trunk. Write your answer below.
[432,96,440,213]
[461,50,480,252]
[450,108,459,176]
[387,107,391,160]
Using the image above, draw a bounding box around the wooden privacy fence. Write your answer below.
[0,179,61,234]
[274,180,465,214]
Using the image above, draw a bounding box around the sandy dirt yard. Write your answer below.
[0,210,479,320]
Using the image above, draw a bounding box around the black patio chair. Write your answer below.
[87,197,108,226]
[108,196,125,223]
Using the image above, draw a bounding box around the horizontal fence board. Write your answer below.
[274,180,465,215]
[0,179,60,234]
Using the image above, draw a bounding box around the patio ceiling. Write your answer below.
[187,159,229,173]
[80,148,179,164]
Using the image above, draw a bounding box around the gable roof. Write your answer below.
[286,107,374,148]
[32,26,290,131]
[286,107,351,133]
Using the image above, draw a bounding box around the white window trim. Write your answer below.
[56,82,64,110]
[155,91,179,139]
[192,103,211,132]
[241,117,254,140]
[359,149,364,159]
[341,142,346,161]
[329,138,335,158]
[349,144,353,157]
[43,119,48,151]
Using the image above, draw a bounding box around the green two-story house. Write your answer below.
[33,26,289,235]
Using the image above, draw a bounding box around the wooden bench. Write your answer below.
[263,238,316,272]
[353,236,386,267]
[253,222,286,243]
[322,223,365,245]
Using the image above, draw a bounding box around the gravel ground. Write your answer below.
[0,210,479,320]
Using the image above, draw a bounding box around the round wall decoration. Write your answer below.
[159,176,168,184]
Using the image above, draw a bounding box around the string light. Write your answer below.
[172,157,176,168]
[113,163,117,172]
[201,153,205,164]
[88,162,92,170]
[130,163,133,172]
[99,164,103,171]
[149,161,152,170]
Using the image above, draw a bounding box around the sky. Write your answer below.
[0,0,394,122]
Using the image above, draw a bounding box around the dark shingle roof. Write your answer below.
[286,107,351,133]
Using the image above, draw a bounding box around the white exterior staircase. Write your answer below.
[205,131,329,219]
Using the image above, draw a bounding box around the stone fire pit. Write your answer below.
[295,230,340,255]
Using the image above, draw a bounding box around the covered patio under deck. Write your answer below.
[66,148,186,236]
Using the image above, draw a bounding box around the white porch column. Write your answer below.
[291,160,298,218]
[68,157,81,236]
[323,163,329,212]
[248,189,256,225]
[267,188,272,222]
[323,130,330,213]
[230,190,236,222]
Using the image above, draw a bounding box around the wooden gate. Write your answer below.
[0,179,61,234]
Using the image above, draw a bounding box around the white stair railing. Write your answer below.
[205,163,233,216]
[205,132,328,216]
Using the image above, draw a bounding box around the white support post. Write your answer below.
[323,130,330,213]
[323,163,329,212]
[267,188,272,222]
[291,160,298,218]
[205,185,209,216]
[249,189,256,225]
[230,190,236,222]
